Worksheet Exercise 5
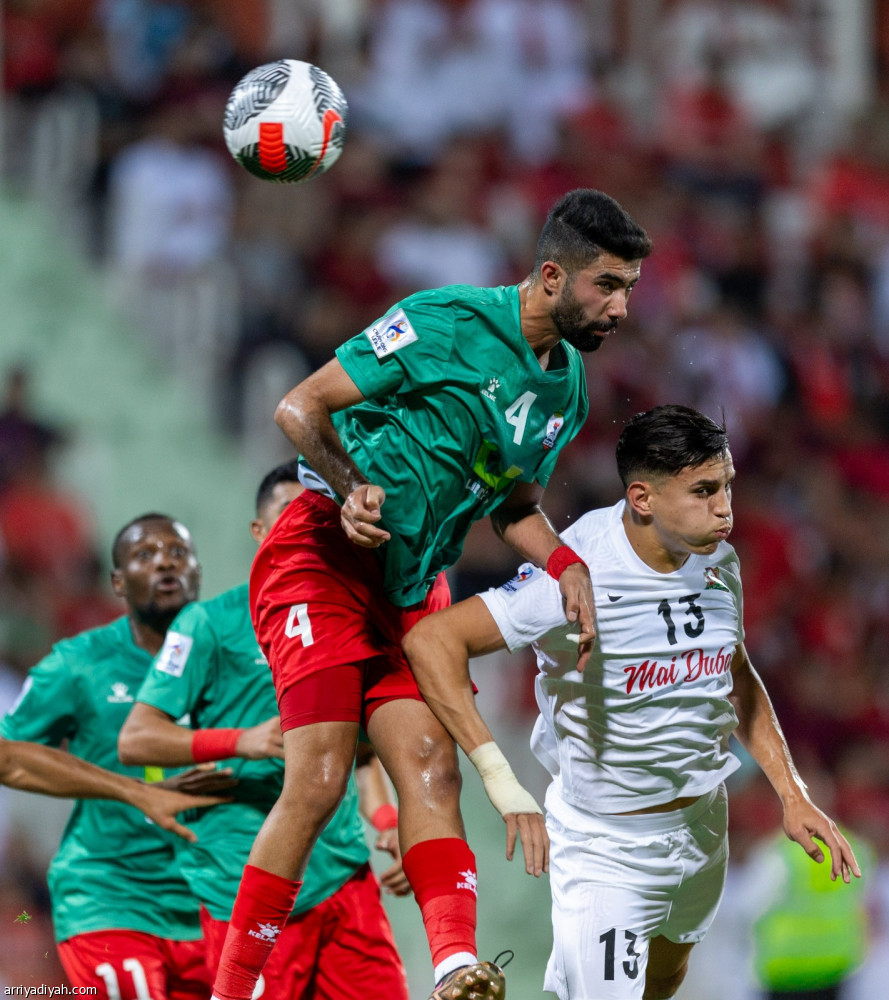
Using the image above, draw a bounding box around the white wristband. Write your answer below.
[468,741,543,818]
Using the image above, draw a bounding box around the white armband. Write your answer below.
[468,741,543,818]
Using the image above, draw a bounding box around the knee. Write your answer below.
[643,961,688,1000]
[401,731,463,805]
[282,748,351,818]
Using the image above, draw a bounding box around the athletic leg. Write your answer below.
[211,719,359,1000]
[368,697,505,997]
[642,937,695,1000]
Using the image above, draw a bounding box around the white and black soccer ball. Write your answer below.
[223,59,348,183]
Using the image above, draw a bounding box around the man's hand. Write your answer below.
[235,716,285,760]
[783,798,861,883]
[505,810,549,878]
[468,742,549,877]
[130,782,233,843]
[156,764,237,796]
[341,484,390,547]
[373,827,412,897]
[559,561,596,671]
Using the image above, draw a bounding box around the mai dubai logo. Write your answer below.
[107,682,134,704]
[481,377,501,401]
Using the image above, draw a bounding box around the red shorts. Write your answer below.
[250,489,451,730]
[57,930,210,1000]
[201,863,407,1000]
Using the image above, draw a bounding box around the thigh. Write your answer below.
[544,817,683,1000]
[645,935,695,994]
[363,571,453,719]
[658,785,729,945]
[312,866,408,1000]
[250,493,384,704]
[58,930,172,1000]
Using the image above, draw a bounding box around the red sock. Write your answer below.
[212,865,301,1000]
[402,838,478,967]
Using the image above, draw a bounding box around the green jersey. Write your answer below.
[136,583,370,920]
[0,617,202,943]
[323,284,589,606]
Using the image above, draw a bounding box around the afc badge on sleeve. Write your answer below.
[155,632,193,677]
[364,308,419,358]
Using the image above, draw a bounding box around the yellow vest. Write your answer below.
[752,831,871,990]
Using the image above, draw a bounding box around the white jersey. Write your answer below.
[479,500,744,814]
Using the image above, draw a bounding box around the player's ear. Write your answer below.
[539,260,565,295]
[249,518,265,544]
[110,568,126,597]
[626,480,654,517]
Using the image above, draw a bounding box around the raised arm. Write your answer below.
[274,359,389,547]
[729,643,860,883]
[118,702,283,766]
[492,481,596,665]
[402,596,548,875]
[0,738,227,842]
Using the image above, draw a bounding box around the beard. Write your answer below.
[131,600,188,634]
[551,287,617,352]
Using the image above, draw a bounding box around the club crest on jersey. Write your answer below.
[107,682,134,704]
[704,566,730,593]
[364,308,418,358]
[542,411,565,450]
[502,563,538,593]
[481,376,501,401]
[156,631,193,677]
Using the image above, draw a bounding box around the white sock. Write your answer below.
[434,951,478,984]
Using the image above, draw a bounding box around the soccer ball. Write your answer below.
[222,59,348,183]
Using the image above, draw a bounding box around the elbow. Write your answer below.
[273,393,293,432]
[274,387,313,438]
[401,620,425,665]
[116,726,144,766]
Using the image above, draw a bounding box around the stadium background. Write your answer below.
[2,1,889,996]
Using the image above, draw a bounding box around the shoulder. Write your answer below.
[713,541,742,579]
[562,503,621,554]
[45,617,129,670]
[184,584,248,628]
[402,284,517,327]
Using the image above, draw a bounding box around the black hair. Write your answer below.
[532,189,652,277]
[615,405,729,487]
[255,459,302,515]
[111,512,182,568]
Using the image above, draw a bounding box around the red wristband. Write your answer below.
[546,545,587,581]
[371,803,398,831]
[191,728,244,763]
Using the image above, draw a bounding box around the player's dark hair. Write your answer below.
[616,405,729,487]
[111,512,183,568]
[255,459,302,514]
[532,189,652,276]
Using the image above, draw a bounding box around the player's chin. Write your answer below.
[694,538,721,554]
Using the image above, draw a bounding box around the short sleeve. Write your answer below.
[0,648,80,746]
[478,562,566,653]
[136,603,214,723]
[335,294,457,400]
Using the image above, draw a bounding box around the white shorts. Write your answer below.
[543,783,728,1000]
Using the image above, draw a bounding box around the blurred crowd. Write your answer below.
[3,0,889,994]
